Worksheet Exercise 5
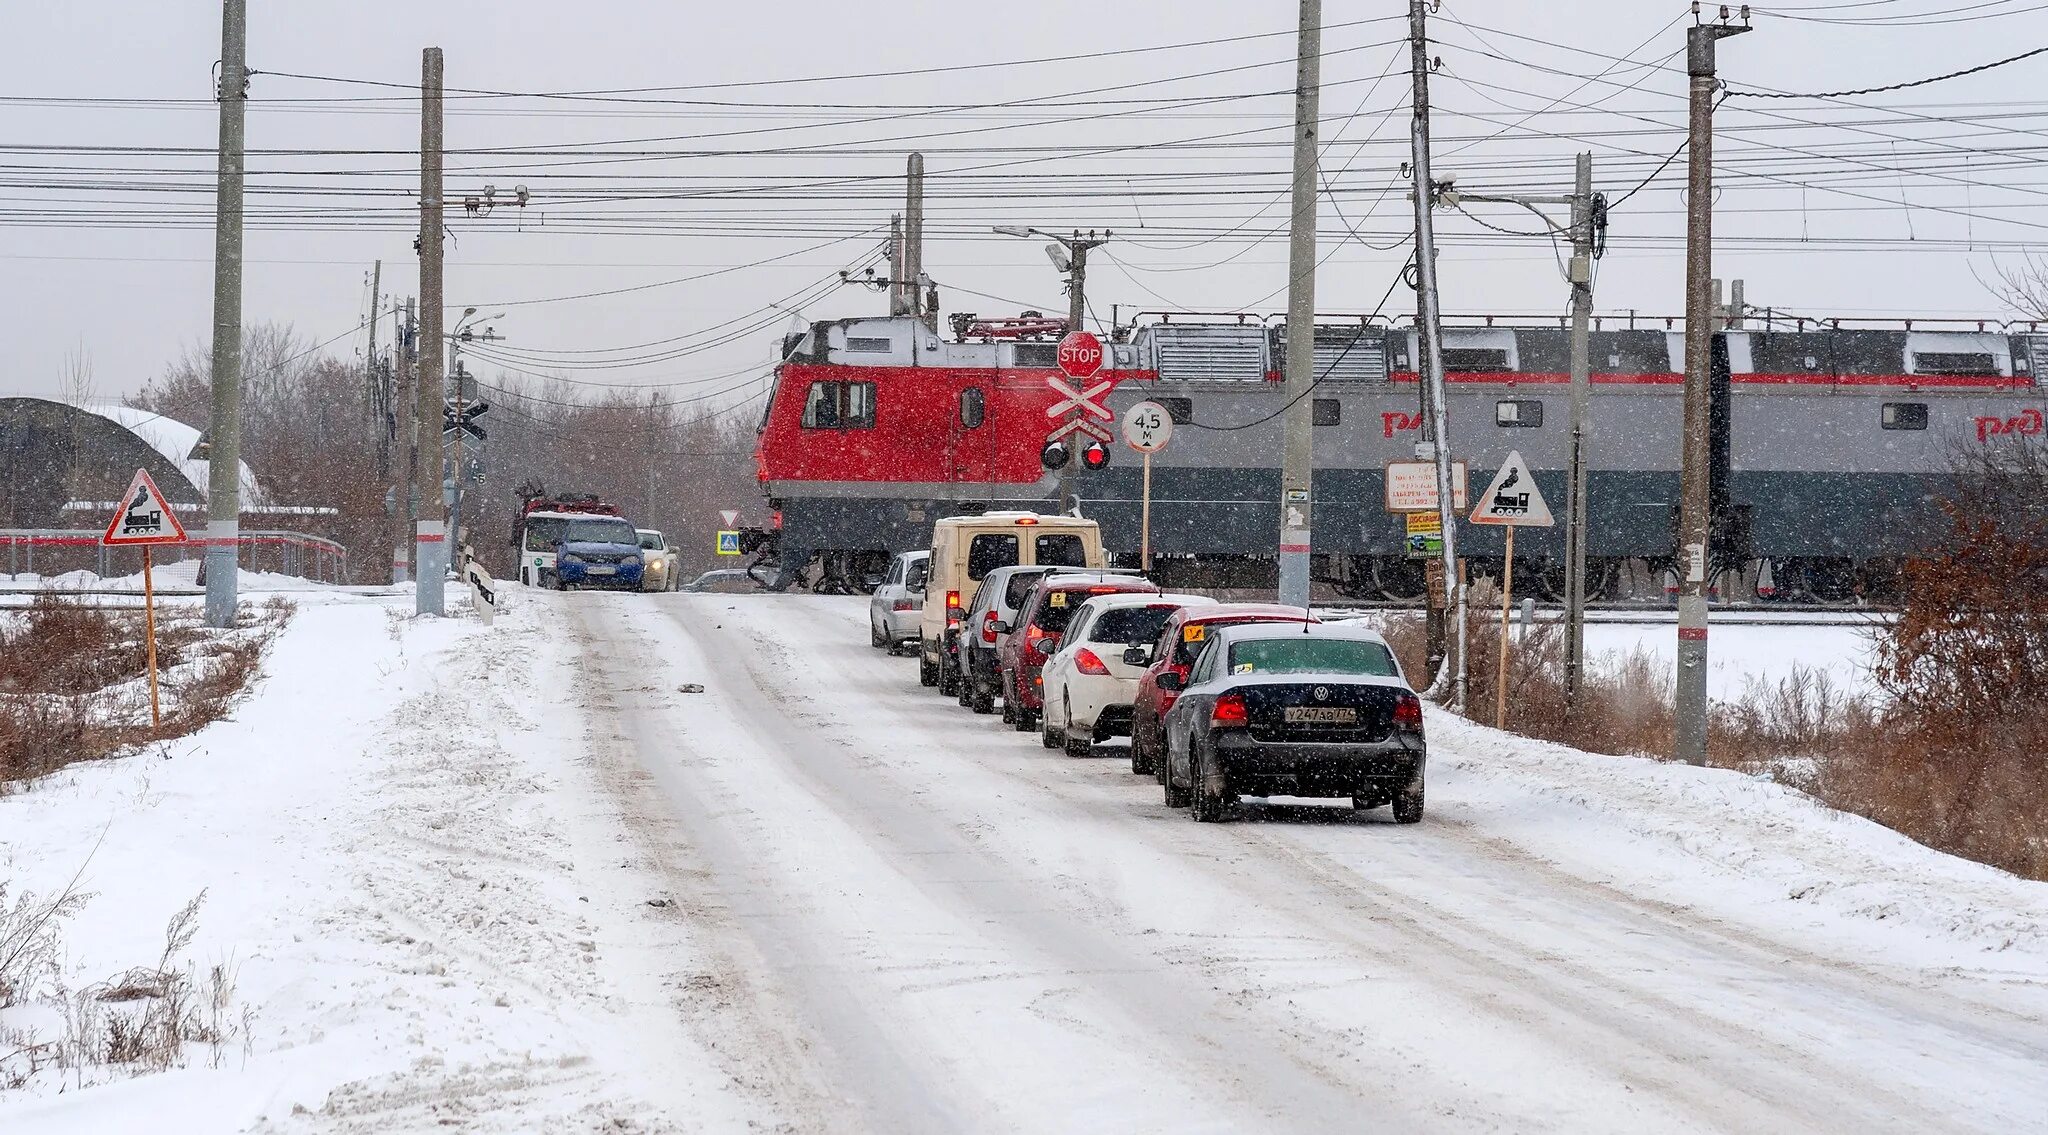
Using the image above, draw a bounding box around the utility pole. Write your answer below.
[1410,0,1466,709]
[1276,0,1321,610]
[991,224,1111,515]
[367,259,382,437]
[905,153,926,326]
[1453,156,1603,714]
[1565,152,1597,718]
[888,213,908,316]
[1676,11,1748,765]
[415,46,446,616]
[202,0,248,629]
[392,299,416,584]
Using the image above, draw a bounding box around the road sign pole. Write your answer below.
[1495,525,1515,730]
[1141,451,1153,572]
[143,545,161,732]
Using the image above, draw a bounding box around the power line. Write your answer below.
[1726,45,2048,99]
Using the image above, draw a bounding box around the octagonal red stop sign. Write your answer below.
[1056,330,1105,380]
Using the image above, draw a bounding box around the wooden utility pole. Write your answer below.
[415,47,447,616]
[392,299,416,584]
[202,0,248,629]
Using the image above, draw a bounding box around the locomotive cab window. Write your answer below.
[1312,398,1342,427]
[800,380,877,429]
[1881,402,1928,431]
[1496,399,1543,427]
[959,387,985,429]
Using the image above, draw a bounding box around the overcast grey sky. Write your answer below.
[6,1,2047,406]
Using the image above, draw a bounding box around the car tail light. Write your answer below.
[1025,625,1058,658]
[1212,694,1248,728]
[1074,648,1109,676]
[981,610,1000,644]
[1394,693,1424,730]
[946,590,961,610]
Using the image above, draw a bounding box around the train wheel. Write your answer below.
[1369,557,1429,603]
[1791,557,1859,604]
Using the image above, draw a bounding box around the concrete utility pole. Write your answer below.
[202,0,248,629]
[416,46,447,616]
[905,154,926,325]
[992,224,1111,514]
[1676,13,1749,765]
[888,213,908,316]
[1275,0,1321,610]
[1410,0,1466,710]
[1453,155,1603,714]
[392,299,416,584]
[1565,153,1597,716]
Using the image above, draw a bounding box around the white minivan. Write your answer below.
[918,513,1104,695]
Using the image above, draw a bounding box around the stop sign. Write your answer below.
[1056,331,1105,380]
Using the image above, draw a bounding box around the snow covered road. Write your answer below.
[566,591,2048,1134]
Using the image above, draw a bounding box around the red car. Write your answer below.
[1128,604,1320,777]
[998,573,1159,733]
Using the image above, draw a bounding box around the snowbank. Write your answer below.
[0,594,731,1132]
[1430,708,2048,969]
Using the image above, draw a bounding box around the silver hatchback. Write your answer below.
[869,550,929,651]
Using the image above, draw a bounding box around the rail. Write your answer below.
[0,528,350,585]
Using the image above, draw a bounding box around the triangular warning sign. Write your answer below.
[720,509,740,527]
[1469,450,1554,527]
[101,468,189,546]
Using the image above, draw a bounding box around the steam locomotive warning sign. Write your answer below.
[1468,451,1553,527]
[101,469,187,546]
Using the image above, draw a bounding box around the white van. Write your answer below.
[919,512,1104,693]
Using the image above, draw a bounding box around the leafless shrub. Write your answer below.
[0,878,91,1009]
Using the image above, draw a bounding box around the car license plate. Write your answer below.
[1284,706,1356,725]
[587,565,616,576]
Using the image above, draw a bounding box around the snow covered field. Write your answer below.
[5,588,2046,1132]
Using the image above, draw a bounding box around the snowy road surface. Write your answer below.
[561,592,2048,1133]
[5,588,2047,1134]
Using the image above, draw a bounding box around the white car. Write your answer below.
[869,550,929,650]
[637,529,680,592]
[1041,592,1216,756]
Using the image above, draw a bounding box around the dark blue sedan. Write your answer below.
[1157,623,1426,823]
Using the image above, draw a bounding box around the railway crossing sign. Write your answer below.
[715,530,742,555]
[1055,330,1105,380]
[1469,450,1553,527]
[1121,400,1174,453]
[1045,414,1112,444]
[443,400,489,441]
[1045,375,1114,422]
[101,469,186,546]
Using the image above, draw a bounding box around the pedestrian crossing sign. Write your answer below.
[716,530,742,556]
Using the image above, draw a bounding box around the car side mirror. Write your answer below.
[1123,645,1150,667]
[1155,671,1184,692]
[991,620,1011,635]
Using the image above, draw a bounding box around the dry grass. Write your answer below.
[0,596,290,794]
[1399,440,2048,880]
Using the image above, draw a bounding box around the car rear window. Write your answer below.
[1225,638,1398,677]
[1034,533,1087,567]
[967,534,1019,581]
[1171,617,1302,666]
[1031,590,1091,634]
[1088,605,1179,645]
[1004,569,1052,609]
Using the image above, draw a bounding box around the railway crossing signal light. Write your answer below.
[1041,440,1071,470]
[1081,441,1110,471]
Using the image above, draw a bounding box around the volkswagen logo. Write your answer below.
[1313,686,1329,702]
